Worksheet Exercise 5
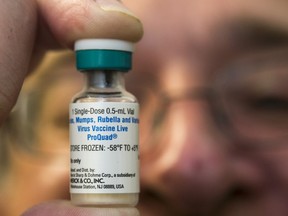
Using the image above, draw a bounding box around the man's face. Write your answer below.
[123,0,288,215]
[3,0,288,215]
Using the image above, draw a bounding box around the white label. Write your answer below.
[69,102,139,194]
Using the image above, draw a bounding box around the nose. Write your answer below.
[140,99,263,214]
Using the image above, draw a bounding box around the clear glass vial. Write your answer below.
[69,39,139,206]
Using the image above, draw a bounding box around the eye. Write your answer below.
[247,95,288,113]
[231,92,288,128]
[217,60,288,124]
[53,113,70,129]
[214,56,288,142]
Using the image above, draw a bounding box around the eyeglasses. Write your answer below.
[135,49,288,149]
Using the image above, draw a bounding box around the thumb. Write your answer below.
[37,0,143,48]
[21,200,140,216]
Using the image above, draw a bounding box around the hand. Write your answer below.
[0,0,143,125]
[21,201,140,216]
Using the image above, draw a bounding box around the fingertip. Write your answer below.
[37,0,143,48]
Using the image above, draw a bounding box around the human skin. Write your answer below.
[0,0,143,126]
[2,0,288,215]
[0,53,140,216]
[0,0,142,215]
[124,0,288,215]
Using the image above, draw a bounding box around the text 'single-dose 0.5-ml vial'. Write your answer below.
[69,39,139,206]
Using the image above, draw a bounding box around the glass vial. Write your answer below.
[69,39,139,206]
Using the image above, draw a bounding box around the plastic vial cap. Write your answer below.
[75,39,134,72]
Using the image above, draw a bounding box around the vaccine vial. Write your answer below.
[69,39,139,206]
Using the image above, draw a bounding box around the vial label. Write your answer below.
[69,102,139,194]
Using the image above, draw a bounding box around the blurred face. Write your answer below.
[123,0,288,215]
[3,0,288,216]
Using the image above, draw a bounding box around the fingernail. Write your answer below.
[97,0,138,19]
